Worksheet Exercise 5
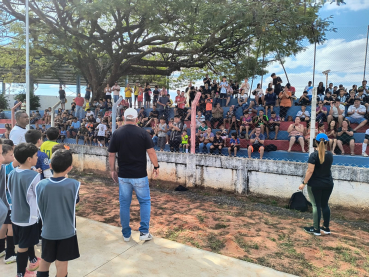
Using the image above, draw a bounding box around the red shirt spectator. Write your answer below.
[75,95,84,107]
[177,96,186,109]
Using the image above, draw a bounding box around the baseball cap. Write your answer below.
[316,133,329,142]
[124,108,138,120]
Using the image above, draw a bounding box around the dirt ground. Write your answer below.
[73,171,369,277]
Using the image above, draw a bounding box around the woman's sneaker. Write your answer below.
[4,254,17,264]
[139,232,153,241]
[303,226,321,236]
[321,226,331,235]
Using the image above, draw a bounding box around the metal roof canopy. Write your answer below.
[0,66,158,87]
[0,65,88,86]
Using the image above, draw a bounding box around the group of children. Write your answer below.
[0,129,80,277]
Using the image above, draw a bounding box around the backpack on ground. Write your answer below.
[265,144,277,152]
[288,191,311,212]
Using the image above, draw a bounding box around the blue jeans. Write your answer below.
[199,142,212,153]
[118,177,151,238]
[76,105,83,120]
[205,111,212,121]
[113,95,119,103]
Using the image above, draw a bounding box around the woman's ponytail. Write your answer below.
[318,138,326,164]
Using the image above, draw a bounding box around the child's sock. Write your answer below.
[5,236,15,258]
[16,251,28,276]
[0,237,5,252]
[28,246,37,263]
[362,143,367,153]
[36,271,49,277]
[186,149,188,153]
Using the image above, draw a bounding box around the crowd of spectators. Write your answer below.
[5,76,369,158]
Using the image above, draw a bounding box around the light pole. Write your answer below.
[25,0,30,129]
[322,70,331,89]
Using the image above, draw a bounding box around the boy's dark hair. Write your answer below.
[14,143,38,164]
[271,111,276,115]
[216,131,221,136]
[271,73,276,77]
[2,144,13,155]
[46,127,59,141]
[231,132,237,138]
[52,143,67,153]
[25,129,42,144]
[174,115,181,118]
[51,150,72,173]
[303,91,308,94]
[2,139,14,147]
[267,88,273,92]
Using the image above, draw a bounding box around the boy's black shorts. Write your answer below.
[12,223,39,248]
[97,136,105,141]
[42,235,80,263]
[3,210,11,224]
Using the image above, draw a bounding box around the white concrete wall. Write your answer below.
[67,145,369,208]
[5,94,76,111]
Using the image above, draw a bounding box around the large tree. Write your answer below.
[0,0,333,99]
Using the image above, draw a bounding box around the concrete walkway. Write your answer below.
[1,217,297,277]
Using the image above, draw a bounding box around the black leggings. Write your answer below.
[307,186,333,230]
[279,106,290,120]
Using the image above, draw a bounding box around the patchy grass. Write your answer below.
[207,233,226,252]
[73,173,369,277]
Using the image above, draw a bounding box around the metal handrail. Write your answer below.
[50,100,61,127]
[190,92,202,154]
[11,101,23,127]
[112,96,123,133]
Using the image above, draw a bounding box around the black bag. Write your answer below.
[288,191,311,212]
[265,144,277,152]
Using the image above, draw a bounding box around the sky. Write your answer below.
[1,0,369,99]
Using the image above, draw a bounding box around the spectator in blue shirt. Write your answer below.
[69,117,81,138]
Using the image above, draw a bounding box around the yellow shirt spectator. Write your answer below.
[134,85,140,96]
[84,101,90,111]
[125,86,133,98]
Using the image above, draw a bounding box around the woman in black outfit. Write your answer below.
[299,133,334,236]
[317,82,325,101]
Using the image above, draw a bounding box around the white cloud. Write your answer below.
[322,0,369,11]
[262,36,367,96]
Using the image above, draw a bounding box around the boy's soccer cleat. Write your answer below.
[4,254,16,264]
[28,257,41,271]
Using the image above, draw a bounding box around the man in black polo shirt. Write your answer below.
[108,108,159,242]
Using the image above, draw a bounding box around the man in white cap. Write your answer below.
[108,108,159,242]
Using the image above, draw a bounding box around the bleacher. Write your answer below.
[2,97,368,168]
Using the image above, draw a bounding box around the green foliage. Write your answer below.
[0,94,9,110]
[14,91,41,110]
[0,0,334,99]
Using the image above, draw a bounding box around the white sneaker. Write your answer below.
[139,232,153,241]
[123,236,131,242]
[0,250,5,258]
[4,254,16,264]
[362,152,368,157]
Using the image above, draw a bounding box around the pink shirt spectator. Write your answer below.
[75,96,84,107]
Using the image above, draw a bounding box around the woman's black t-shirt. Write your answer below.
[307,150,334,188]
